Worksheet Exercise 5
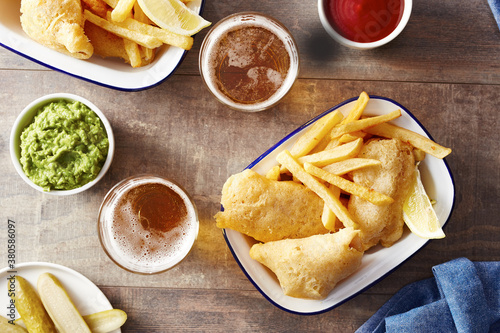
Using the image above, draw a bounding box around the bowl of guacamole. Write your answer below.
[10,93,115,195]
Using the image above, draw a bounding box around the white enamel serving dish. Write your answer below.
[221,95,455,315]
[0,0,205,91]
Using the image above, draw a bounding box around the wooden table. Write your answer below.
[1,0,499,331]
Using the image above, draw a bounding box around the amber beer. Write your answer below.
[200,12,299,112]
[98,175,198,274]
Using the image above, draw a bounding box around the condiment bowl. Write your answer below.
[318,0,412,49]
[9,93,115,195]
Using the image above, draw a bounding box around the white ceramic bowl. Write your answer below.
[221,95,455,314]
[0,0,206,91]
[10,93,115,195]
[318,0,412,49]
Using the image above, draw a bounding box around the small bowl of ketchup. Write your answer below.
[318,0,412,49]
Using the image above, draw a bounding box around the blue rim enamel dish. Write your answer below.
[221,95,455,315]
[0,0,206,92]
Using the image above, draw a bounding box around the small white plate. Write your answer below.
[0,0,205,91]
[222,95,455,315]
[0,262,120,332]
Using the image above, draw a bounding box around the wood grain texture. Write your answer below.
[99,286,376,332]
[175,0,500,84]
[0,0,499,330]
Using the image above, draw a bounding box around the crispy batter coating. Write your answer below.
[250,228,364,300]
[20,0,93,59]
[215,169,328,243]
[348,138,415,250]
[81,0,110,18]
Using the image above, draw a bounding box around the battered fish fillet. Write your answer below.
[20,0,93,59]
[250,228,364,300]
[348,138,415,251]
[215,169,328,243]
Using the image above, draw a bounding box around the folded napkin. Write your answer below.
[356,258,500,333]
[488,0,500,30]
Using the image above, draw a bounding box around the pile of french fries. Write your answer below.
[83,0,194,67]
[266,91,452,231]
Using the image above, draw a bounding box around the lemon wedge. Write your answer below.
[137,0,211,36]
[403,166,445,239]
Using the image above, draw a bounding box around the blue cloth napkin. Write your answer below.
[356,258,500,333]
[488,0,500,30]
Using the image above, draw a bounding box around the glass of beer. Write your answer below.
[199,12,300,112]
[98,175,199,274]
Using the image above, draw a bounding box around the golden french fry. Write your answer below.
[304,162,394,206]
[341,91,369,124]
[330,109,401,139]
[123,39,142,67]
[297,138,363,167]
[322,158,381,175]
[363,122,452,159]
[323,138,341,151]
[265,165,281,181]
[84,10,163,49]
[276,150,358,229]
[311,92,368,153]
[289,110,344,158]
[111,0,136,22]
[110,15,194,50]
[309,135,333,154]
[133,1,155,60]
[338,131,367,143]
[322,185,341,231]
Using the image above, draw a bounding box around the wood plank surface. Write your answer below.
[1,0,499,331]
[179,0,500,85]
[1,0,499,85]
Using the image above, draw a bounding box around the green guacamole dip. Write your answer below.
[20,100,109,191]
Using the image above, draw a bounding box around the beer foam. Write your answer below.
[100,177,198,273]
[266,68,284,89]
[226,44,253,68]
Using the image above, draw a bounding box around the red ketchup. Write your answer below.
[325,0,404,43]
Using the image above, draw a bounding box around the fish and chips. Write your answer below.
[214,169,328,243]
[19,0,208,67]
[20,0,94,60]
[215,92,452,300]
